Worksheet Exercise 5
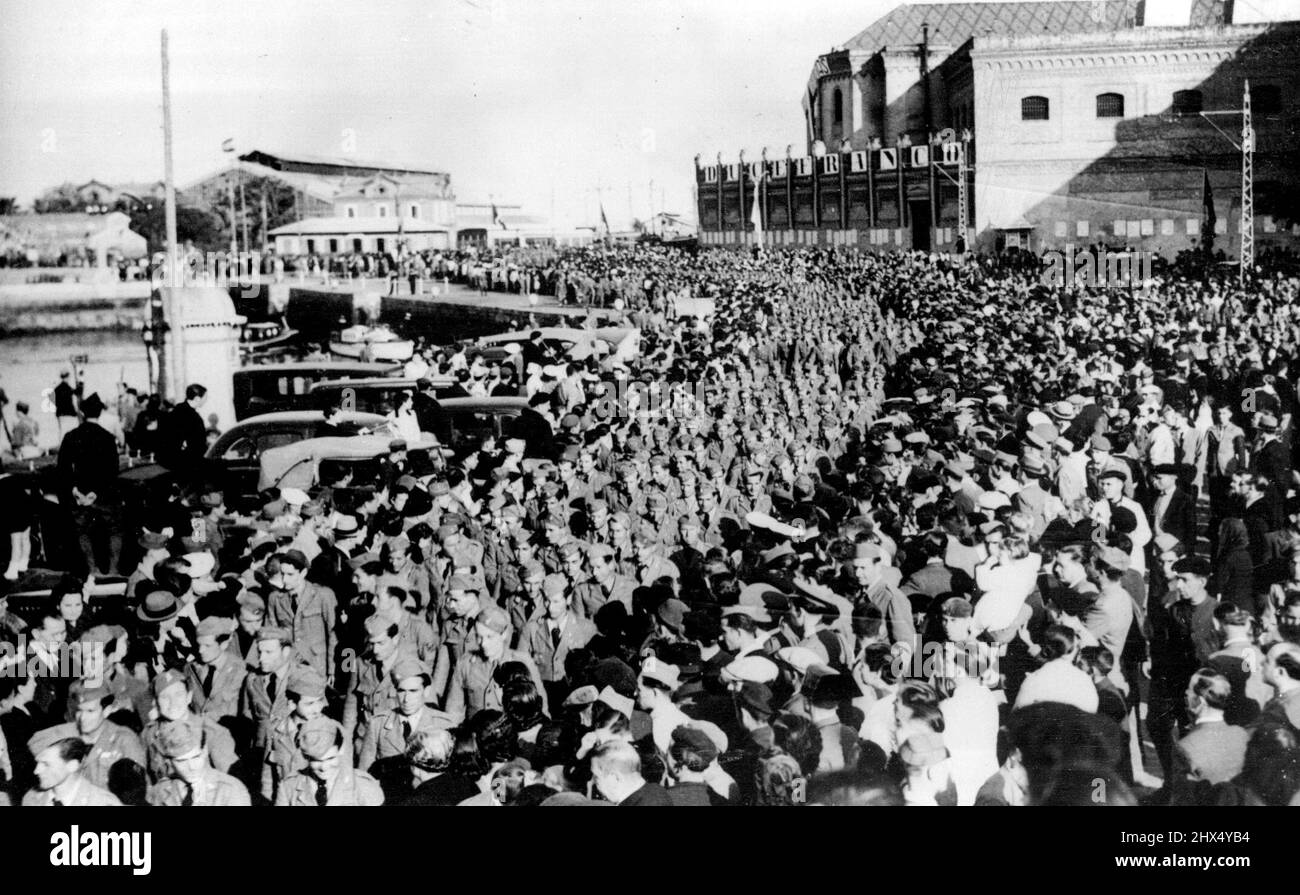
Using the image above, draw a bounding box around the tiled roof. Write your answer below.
[843,1,1145,53]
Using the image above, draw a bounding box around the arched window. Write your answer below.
[832,88,843,126]
[1172,89,1203,116]
[1096,93,1125,118]
[1021,96,1049,120]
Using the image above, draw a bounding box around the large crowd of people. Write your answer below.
[2,241,1300,807]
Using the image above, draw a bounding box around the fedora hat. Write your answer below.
[137,589,179,624]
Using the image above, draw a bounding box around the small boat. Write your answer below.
[329,324,415,362]
[241,319,300,355]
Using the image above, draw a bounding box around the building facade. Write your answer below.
[696,1,1300,257]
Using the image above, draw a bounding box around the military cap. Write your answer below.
[237,591,267,614]
[1095,545,1131,572]
[151,668,189,698]
[28,727,77,758]
[255,625,293,645]
[297,716,345,760]
[447,573,481,593]
[195,616,232,639]
[476,605,511,634]
[1089,435,1113,452]
[69,680,113,706]
[542,573,569,599]
[390,655,429,686]
[519,561,547,581]
[287,666,327,701]
[157,719,204,759]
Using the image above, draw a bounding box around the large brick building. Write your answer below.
[697,0,1300,257]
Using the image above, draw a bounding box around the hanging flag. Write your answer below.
[221,138,235,153]
[600,202,610,238]
[1201,167,1216,256]
[750,169,764,250]
[491,202,507,230]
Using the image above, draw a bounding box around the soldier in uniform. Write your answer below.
[47,680,145,801]
[342,614,417,749]
[276,716,383,806]
[268,549,338,689]
[520,573,597,708]
[141,669,238,784]
[186,616,248,729]
[443,605,547,724]
[357,655,454,787]
[22,728,121,806]
[147,719,251,806]
[237,626,300,763]
[261,666,328,803]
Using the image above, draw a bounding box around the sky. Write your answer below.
[5,0,1296,228]
[0,0,900,228]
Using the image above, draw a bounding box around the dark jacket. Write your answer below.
[159,402,207,472]
[396,773,481,807]
[56,420,120,504]
[1150,487,1196,551]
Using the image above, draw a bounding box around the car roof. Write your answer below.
[477,328,592,344]
[439,397,529,411]
[228,410,389,425]
[234,362,402,374]
[310,377,454,391]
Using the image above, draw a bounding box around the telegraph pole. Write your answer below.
[1240,80,1254,283]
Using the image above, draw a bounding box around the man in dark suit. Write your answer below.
[412,378,448,440]
[1168,669,1249,806]
[158,383,208,484]
[512,392,559,461]
[56,392,122,575]
[1148,463,1196,552]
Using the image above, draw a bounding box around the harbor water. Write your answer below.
[0,330,151,451]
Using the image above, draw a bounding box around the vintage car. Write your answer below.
[232,361,404,419]
[205,410,390,509]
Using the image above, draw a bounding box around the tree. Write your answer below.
[0,197,19,215]
[33,182,85,214]
[128,202,225,255]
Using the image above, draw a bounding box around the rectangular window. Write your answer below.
[1077,220,1090,237]
[346,205,356,218]
[306,239,316,254]
[1186,219,1198,235]
[1095,93,1125,118]
[352,238,363,252]
[377,205,387,218]
[410,204,419,219]
[376,238,386,253]
[1054,221,1067,238]
[1127,220,1141,237]
[328,238,338,253]
[1113,220,1125,236]
[1021,96,1049,120]
[1141,219,1154,236]
[1160,219,1174,236]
